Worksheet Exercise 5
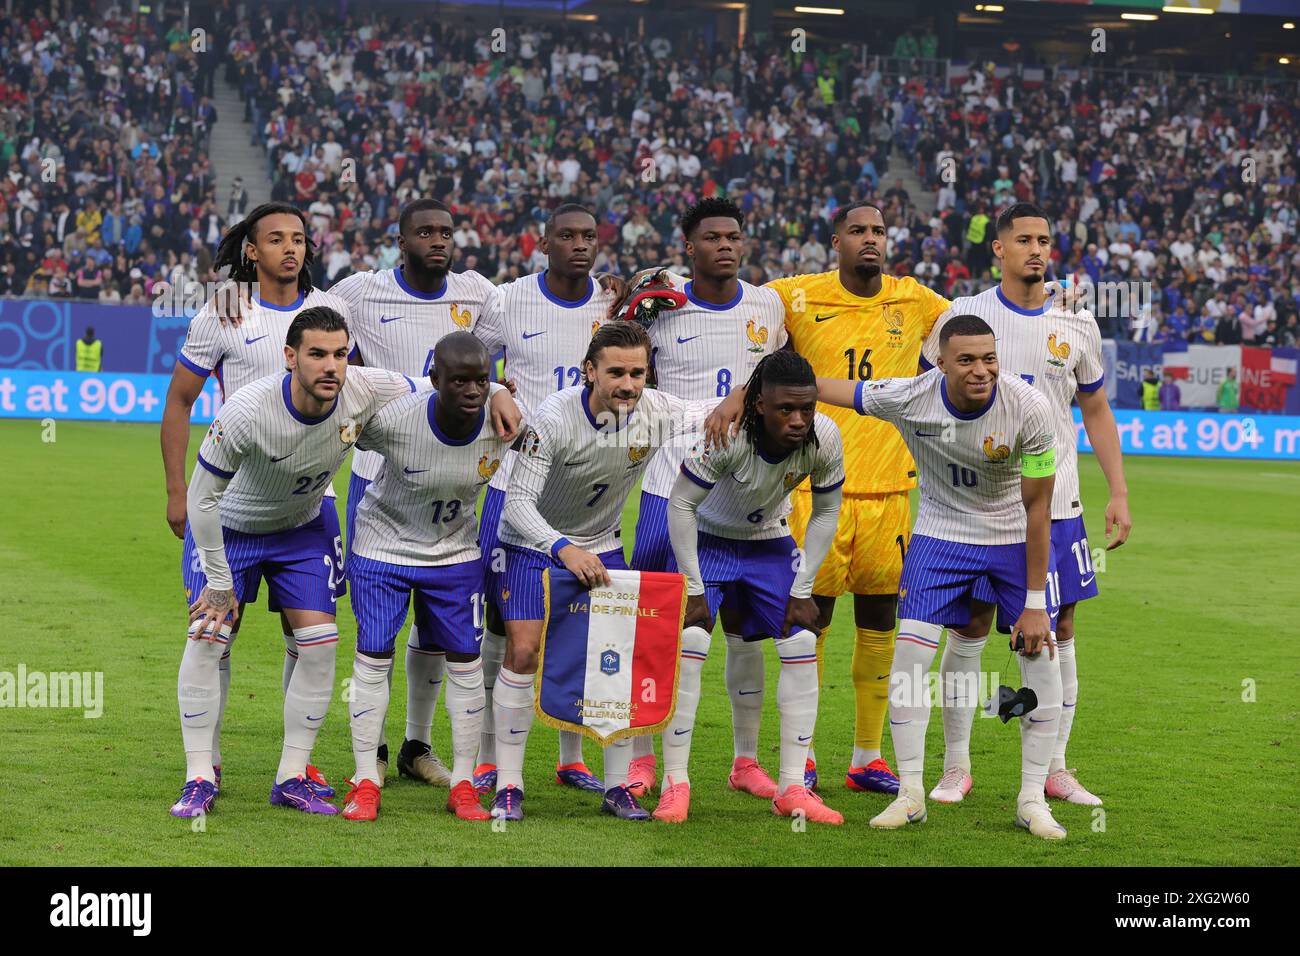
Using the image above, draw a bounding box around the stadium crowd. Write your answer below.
[0,4,1297,349]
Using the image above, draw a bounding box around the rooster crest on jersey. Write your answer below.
[1047,333,1071,367]
[746,319,769,352]
[478,454,500,480]
[628,443,651,464]
[983,435,1012,462]
[450,304,472,329]
[339,418,361,446]
[782,469,804,491]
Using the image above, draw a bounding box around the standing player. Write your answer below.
[471,203,614,796]
[815,315,1069,839]
[919,203,1131,806]
[340,333,514,823]
[491,322,714,821]
[660,352,844,825]
[331,198,504,789]
[626,197,788,799]
[714,202,951,795]
[161,202,349,800]
[173,308,417,818]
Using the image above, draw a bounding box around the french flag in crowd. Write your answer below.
[536,569,685,744]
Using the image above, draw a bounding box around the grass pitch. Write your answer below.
[0,419,1297,866]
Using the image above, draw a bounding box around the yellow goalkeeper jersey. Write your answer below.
[768,272,950,496]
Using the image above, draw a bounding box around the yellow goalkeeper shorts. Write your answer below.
[787,488,911,598]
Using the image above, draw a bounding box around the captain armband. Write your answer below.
[1020,448,1056,479]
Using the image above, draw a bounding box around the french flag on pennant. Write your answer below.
[535,568,686,745]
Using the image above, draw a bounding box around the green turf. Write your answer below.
[1,419,1297,866]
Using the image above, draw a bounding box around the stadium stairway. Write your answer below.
[208,80,272,211]
[889,145,936,219]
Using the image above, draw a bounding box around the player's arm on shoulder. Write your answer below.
[473,283,506,355]
[920,283,952,338]
[920,305,954,371]
[486,379,523,441]
[815,374,910,420]
[1017,411,1056,657]
[1075,365,1131,550]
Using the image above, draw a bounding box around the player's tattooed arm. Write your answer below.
[161,363,210,539]
[1076,387,1131,550]
[189,586,240,639]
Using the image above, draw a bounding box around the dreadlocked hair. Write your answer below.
[213,202,315,294]
[739,350,819,449]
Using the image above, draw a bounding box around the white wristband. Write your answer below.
[1024,589,1047,610]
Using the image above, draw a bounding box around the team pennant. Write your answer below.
[535,568,686,744]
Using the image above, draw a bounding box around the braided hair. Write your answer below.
[739,350,819,449]
[213,202,315,294]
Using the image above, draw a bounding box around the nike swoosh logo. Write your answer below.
[563,460,589,467]
[244,334,268,345]
[183,711,207,719]
[676,335,701,344]
[271,453,293,462]
[813,313,840,323]
[737,689,760,696]
[797,735,811,743]
[404,466,430,474]
[467,706,485,715]
[890,719,912,726]
[306,715,324,722]
[674,728,690,736]
[914,430,940,437]
[522,330,546,339]
[1028,716,1051,723]
[379,314,404,324]
[509,728,527,734]
[352,709,374,718]
[1081,575,1095,586]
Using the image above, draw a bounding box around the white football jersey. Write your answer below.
[640,276,788,497]
[195,366,416,534]
[921,286,1104,520]
[351,390,509,566]
[333,267,504,481]
[477,270,613,493]
[853,370,1055,545]
[680,412,844,540]
[501,385,713,555]
[178,288,352,400]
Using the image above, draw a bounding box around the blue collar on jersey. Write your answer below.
[394,266,447,301]
[538,270,594,308]
[684,280,743,311]
[281,372,338,425]
[256,291,306,312]
[995,285,1055,317]
[581,385,636,431]
[426,391,485,446]
[940,377,997,421]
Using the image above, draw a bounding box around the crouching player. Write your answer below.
[175,307,422,817]
[341,333,517,822]
[492,322,716,821]
[814,315,1068,839]
[662,352,845,824]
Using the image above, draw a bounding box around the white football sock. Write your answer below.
[281,629,297,696]
[558,729,585,766]
[1017,638,1063,800]
[179,623,230,782]
[492,666,535,791]
[213,642,231,768]
[379,660,392,750]
[444,659,485,786]
[349,653,392,785]
[851,747,881,766]
[404,633,445,745]
[603,736,632,790]
[1051,638,1077,774]
[478,626,506,766]
[774,629,819,794]
[661,626,711,787]
[277,624,338,783]
[940,630,986,772]
[631,733,655,761]
[890,620,943,793]
[726,632,763,760]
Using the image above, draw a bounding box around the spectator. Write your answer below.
[1158,373,1181,411]
[1142,369,1161,411]
[1217,367,1239,414]
[75,327,102,372]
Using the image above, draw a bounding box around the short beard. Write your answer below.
[853,262,881,281]
[405,254,448,284]
[1022,271,1044,286]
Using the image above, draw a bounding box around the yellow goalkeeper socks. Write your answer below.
[851,626,896,763]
